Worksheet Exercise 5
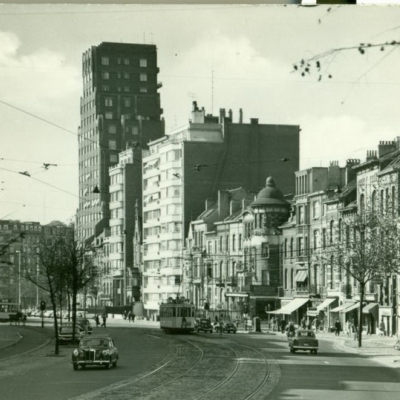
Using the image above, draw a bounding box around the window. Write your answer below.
[133,126,139,135]
[313,230,319,251]
[232,235,236,251]
[284,239,288,258]
[101,57,109,65]
[284,269,288,289]
[109,140,116,150]
[359,193,365,214]
[123,72,130,79]
[140,73,147,82]
[298,237,304,256]
[123,58,129,65]
[322,229,326,249]
[124,98,131,107]
[299,206,304,224]
[329,220,334,243]
[261,243,269,258]
[108,125,116,134]
[101,85,110,91]
[312,200,320,218]
[140,58,147,67]
[101,72,109,80]
[110,154,118,162]
[219,236,223,252]
[239,234,242,250]
[290,238,294,258]
[105,112,113,120]
[105,98,113,107]
[140,87,148,93]
[290,269,294,290]
[124,86,130,92]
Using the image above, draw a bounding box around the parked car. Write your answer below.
[215,322,237,334]
[76,318,93,335]
[71,334,118,370]
[58,323,86,344]
[195,318,213,333]
[288,329,319,354]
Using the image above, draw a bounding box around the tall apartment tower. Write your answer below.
[141,102,299,317]
[77,42,164,242]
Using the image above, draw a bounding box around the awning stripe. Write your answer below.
[316,298,336,312]
[295,270,308,283]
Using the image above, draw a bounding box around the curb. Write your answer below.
[0,332,23,351]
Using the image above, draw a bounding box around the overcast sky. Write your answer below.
[0,4,399,224]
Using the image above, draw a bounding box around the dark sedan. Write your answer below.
[71,334,118,370]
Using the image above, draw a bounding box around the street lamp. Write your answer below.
[15,250,21,307]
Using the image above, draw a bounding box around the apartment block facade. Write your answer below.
[76,42,164,243]
[141,102,300,317]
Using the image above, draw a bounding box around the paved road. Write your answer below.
[1,322,400,400]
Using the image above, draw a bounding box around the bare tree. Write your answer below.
[322,201,400,347]
[61,236,98,342]
[25,238,66,355]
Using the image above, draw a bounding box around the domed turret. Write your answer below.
[251,177,288,206]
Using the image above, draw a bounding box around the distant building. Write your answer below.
[141,102,300,317]
[0,220,72,308]
[76,42,164,243]
[184,177,290,321]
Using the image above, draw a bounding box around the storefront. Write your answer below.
[362,302,379,334]
[268,297,309,325]
[379,306,393,336]
[330,301,360,331]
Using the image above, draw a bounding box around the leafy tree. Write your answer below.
[321,199,400,347]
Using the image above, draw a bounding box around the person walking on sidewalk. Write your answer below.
[345,320,351,337]
[95,314,100,328]
[335,319,342,336]
[101,313,107,328]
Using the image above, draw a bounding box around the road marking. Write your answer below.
[324,361,329,364]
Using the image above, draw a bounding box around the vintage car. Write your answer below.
[76,318,93,335]
[58,323,86,344]
[71,335,118,370]
[214,322,237,334]
[195,318,213,333]
[288,329,319,354]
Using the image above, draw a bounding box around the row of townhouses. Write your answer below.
[74,42,398,336]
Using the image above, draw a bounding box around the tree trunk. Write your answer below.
[358,283,365,348]
[50,291,59,355]
[72,287,77,343]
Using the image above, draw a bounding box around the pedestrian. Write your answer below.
[315,318,321,333]
[353,323,358,341]
[235,316,240,328]
[344,320,351,337]
[379,320,386,337]
[132,313,135,323]
[335,319,341,336]
[101,313,107,328]
[244,316,248,331]
[95,314,100,327]
[300,317,306,329]
[280,319,286,334]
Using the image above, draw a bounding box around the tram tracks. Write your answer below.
[71,332,279,400]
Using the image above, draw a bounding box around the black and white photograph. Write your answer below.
[1,3,400,400]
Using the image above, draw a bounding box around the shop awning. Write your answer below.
[342,302,361,313]
[330,304,350,313]
[271,297,310,315]
[225,292,249,298]
[316,298,336,312]
[362,303,379,320]
[295,270,308,283]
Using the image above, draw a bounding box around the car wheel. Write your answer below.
[292,349,296,354]
[113,360,117,368]
[73,363,78,371]
[210,330,212,333]
[314,350,318,355]
[104,363,111,369]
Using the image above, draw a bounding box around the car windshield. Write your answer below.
[80,339,110,347]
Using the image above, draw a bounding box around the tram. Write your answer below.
[159,298,196,333]
[0,301,20,322]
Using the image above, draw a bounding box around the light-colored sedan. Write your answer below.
[288,329,319,354]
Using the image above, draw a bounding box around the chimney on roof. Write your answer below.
[192,101,198,112]
[366,150,377,162]
[219,108,226,123]
[250,118,259,125]
[239,108,243,124]
[228,109,233,120]
[378,140,396,158]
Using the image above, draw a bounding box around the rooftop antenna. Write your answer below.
[150,32,154,44]
[211,70,214,114]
